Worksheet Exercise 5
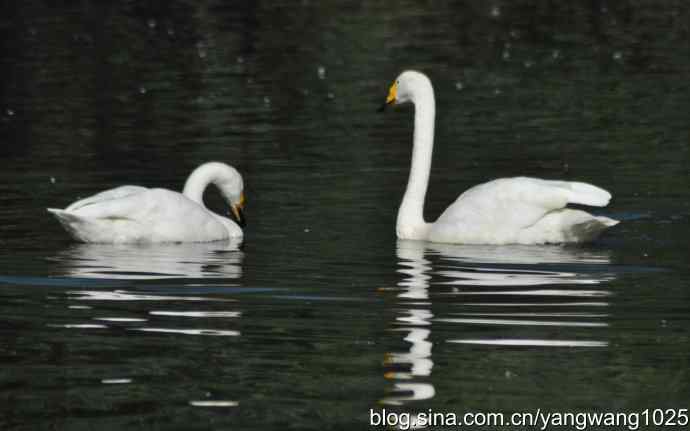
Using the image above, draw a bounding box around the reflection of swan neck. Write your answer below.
[182,163,239,206]
[397,79,435,240]
[397,240,432,299]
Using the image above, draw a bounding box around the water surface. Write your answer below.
[1,1,689,429]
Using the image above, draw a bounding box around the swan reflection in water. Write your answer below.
[381,240,435,407]
[47,239,245,407]
[381,240,615,407]
[50,239,244,280]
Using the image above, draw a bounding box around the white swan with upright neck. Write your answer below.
[381,70,618,244]
[48,162,245,243]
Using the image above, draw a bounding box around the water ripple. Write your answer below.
[130,327,240,336]
[448,339,608,347]
[189,400,239,408]
[149,310,241,318]
[50,240,243,280]
[68,289,235,302]
[436,317,608,327]
[380,240,618,406]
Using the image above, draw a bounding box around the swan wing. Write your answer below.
[49,189,237,243]
[65,186,149,212]
[64,187,164,220]
[435,177,613,231]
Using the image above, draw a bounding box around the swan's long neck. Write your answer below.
[397,82,435,240]
[182,163,232,207]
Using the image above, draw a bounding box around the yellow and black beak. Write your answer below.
[230,192,246,227]
[377,81,397,112]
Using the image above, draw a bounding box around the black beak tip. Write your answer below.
[237,210,246,228]
[230,208,246,228]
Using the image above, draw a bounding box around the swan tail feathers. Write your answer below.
[47,208,98,226]
[565,182,612,207]
[48,208,112,243]
[569,215,619,242]
[47,208,79,221]
[597,215,619,227]
[47,208,88,241]
[520,209,618,244]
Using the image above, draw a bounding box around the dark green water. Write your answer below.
[1,1,689,430]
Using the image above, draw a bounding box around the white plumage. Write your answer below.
[48,162,245,244]
[383,71,618,244]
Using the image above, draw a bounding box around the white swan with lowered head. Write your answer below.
[381,70,618,244]
[48,162,245,243]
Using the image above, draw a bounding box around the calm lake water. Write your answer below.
[1,1,689,430]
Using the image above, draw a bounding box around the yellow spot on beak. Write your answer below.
[386,82,397,105]
[238,192,246,209]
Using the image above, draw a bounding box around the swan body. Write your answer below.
[383,70,618,245]
[48,162,245,244]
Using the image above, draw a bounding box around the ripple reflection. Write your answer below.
[47,241,246,345]
[381,240,616,407]
[381,241,435,406]
[50,240,243,280]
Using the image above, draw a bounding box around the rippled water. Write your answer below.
[1,1,689,430]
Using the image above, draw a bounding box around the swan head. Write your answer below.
[215,167,246,228]
[183,162,246,227]
[381,70,433,110]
